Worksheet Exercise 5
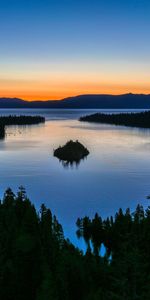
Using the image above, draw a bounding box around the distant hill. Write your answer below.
[0,93,150,109]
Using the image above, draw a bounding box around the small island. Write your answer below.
[80,111,150,129]
[0,115,45,139]
[54,140,89,164]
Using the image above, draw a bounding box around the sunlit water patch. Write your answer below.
[0,109,149,248]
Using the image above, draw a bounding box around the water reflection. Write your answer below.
[0,109,149,248]
[59,159,80,168]
[57,156,88,169]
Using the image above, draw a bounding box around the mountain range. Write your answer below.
[0,93,150,109]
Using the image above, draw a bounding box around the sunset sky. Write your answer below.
[0,0,150,100]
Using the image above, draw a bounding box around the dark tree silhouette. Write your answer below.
[54,140,89,166]
[0,187,150,299]
[80,110,150,129]
[0,115,45,139]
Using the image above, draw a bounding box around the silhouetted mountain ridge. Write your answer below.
[0,93,150,108]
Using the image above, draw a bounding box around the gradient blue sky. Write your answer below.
[0,0,150,99]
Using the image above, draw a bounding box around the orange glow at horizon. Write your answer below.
[1,57,150,100]
[1,71,150,100]
[1,85,150,101]
[1,86,150,101]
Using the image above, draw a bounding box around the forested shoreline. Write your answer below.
[0,187,150,300]
[0,115,45,138]
[80,111,150,128]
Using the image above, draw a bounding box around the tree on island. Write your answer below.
[53,140,89,166]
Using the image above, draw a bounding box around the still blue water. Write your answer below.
[0,109,149,248]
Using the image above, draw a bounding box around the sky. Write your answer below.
[0,0,150,100]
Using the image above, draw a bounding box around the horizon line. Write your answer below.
[0,92,150,102]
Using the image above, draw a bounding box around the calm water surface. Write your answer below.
[0,109,149,247]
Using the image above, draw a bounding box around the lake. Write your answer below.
[0,108,149,248]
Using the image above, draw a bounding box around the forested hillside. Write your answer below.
[0,188,149,300]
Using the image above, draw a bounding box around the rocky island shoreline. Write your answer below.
[54,140,89,164]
